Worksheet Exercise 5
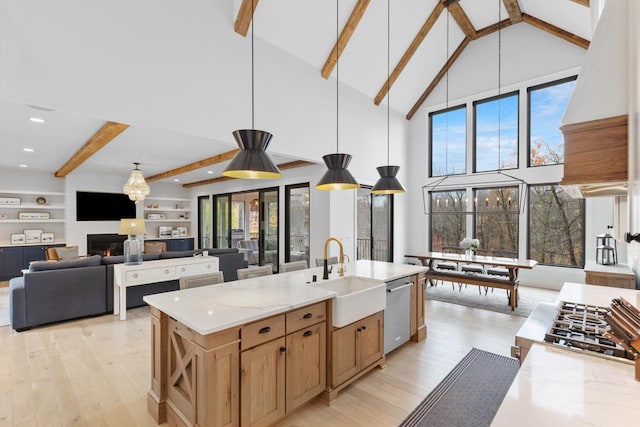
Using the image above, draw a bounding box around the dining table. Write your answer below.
[405,252,538,310]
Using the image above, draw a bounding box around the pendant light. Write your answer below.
[224,0,281,179]
[123,162,150,203]
[372,0,406,195]
[316,0,359,191]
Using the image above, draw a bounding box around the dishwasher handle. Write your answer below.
[387,283,412,293]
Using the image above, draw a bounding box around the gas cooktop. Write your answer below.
[544,301,634,360]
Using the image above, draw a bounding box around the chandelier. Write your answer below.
[123,162,150,203]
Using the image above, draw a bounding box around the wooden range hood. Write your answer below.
[559,114,628,197]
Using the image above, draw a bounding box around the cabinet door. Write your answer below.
[286,322,326,412]
[241,337,286,427]
[0,247,23,280]
[330,321,360,387]
[23,246,46,264]
[167,238,194,252]
[359,311,384,369]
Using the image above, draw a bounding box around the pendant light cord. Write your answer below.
[497,0,502,170]
[251,0,255,129]
[386,0,390,165]
[445,5,449,173]
[336,0,339,153]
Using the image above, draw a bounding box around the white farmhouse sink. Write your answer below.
[315,276,386,327]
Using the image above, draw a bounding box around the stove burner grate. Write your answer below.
[544,301,632,360]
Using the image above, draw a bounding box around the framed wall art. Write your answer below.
[11,233,25,245]
[41,233,55,243]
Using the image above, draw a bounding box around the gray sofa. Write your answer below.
[9,248,247,331]
[9,255,106,331]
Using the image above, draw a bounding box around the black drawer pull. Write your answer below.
[303,313,313,319]
[259,326,271,334]
[361,326,367,330]
[303,330,313,337]
[280,346,286,353]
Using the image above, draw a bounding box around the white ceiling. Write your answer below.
[0,0,592,186]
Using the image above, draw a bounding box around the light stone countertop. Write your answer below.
[492,343,640,426]
[143,260,427,335]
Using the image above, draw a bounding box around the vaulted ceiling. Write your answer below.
[0,0,592,187]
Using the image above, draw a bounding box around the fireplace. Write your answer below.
[87,234,127,256]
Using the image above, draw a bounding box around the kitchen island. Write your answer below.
[495,282,640,426]
[143,260,427,427]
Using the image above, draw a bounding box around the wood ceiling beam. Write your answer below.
[406,37,471,120]
[321,0,371,79]
[145,149,240,182]
[521,13,590,49]
[475,18,514,38]
[182,160,315,188]
[234,0,259,37]
[448,2,478,40]
[374,1,446,105]
[54,121,129,177]
[502,0,523,24]
[569,0,589,7]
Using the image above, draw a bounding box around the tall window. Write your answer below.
[528,76,577,166]
[430,105,466,176]
[529,184,584,267]
[357,187,393,261]
[430,190,467,251]
[474,92,519,172]
[285,183,310,266]
[231,201,244,230]
[474,187,519,254]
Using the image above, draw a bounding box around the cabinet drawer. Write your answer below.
[126,266,176,285]
[176,261,217,276]
[286,302,326,334]
[242,314,286,351]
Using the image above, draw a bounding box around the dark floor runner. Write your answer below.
[399,348,519,427]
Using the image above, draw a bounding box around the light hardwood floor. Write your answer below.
[0,298,530,427]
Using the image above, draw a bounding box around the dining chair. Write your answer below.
[179,271,225,289]
[280,260,308,272]
[237,265,273,280]
[315,257,338,267]
[461,248,488,294]
[437,246,462,290]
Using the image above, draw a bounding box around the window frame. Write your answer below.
[428,189,468,252]
[429,103,467,178]
[473,90,520,173]
[472,185,520,254]
[527,75,578,168]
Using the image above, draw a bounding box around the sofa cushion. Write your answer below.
[159,250,199,259]
[102,254,160,265]
[201,248,239,255]
[29,255,102,272]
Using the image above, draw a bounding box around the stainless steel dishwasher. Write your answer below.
[384,277,413,354]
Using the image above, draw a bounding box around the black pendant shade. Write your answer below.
[316,153,359,191]
[222,129,282,179]
[372,165,406,194]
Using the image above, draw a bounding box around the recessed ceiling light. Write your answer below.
[29,117,45,123]
[207,170,214,174]
[23,148,35,152]
[19,164,28,168]
[174,178,180,182]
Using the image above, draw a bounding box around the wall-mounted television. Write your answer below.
[76,191,137,221]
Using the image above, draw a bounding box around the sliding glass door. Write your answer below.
[357,187,393,261]
[197,195,211,249]
[213,194,231,248]
[285,183,310,266]
[259,188,279,271]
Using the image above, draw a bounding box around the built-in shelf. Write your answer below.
[0,204,65,210]
[145,219,191,223]
[144,208,191,212]
[0,219,66,224]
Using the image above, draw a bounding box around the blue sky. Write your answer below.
[431,79,574,174]
[529,80,575,165]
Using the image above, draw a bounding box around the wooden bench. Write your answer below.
[425,268,519,311]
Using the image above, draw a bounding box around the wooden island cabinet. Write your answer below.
[144,261,429,427]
